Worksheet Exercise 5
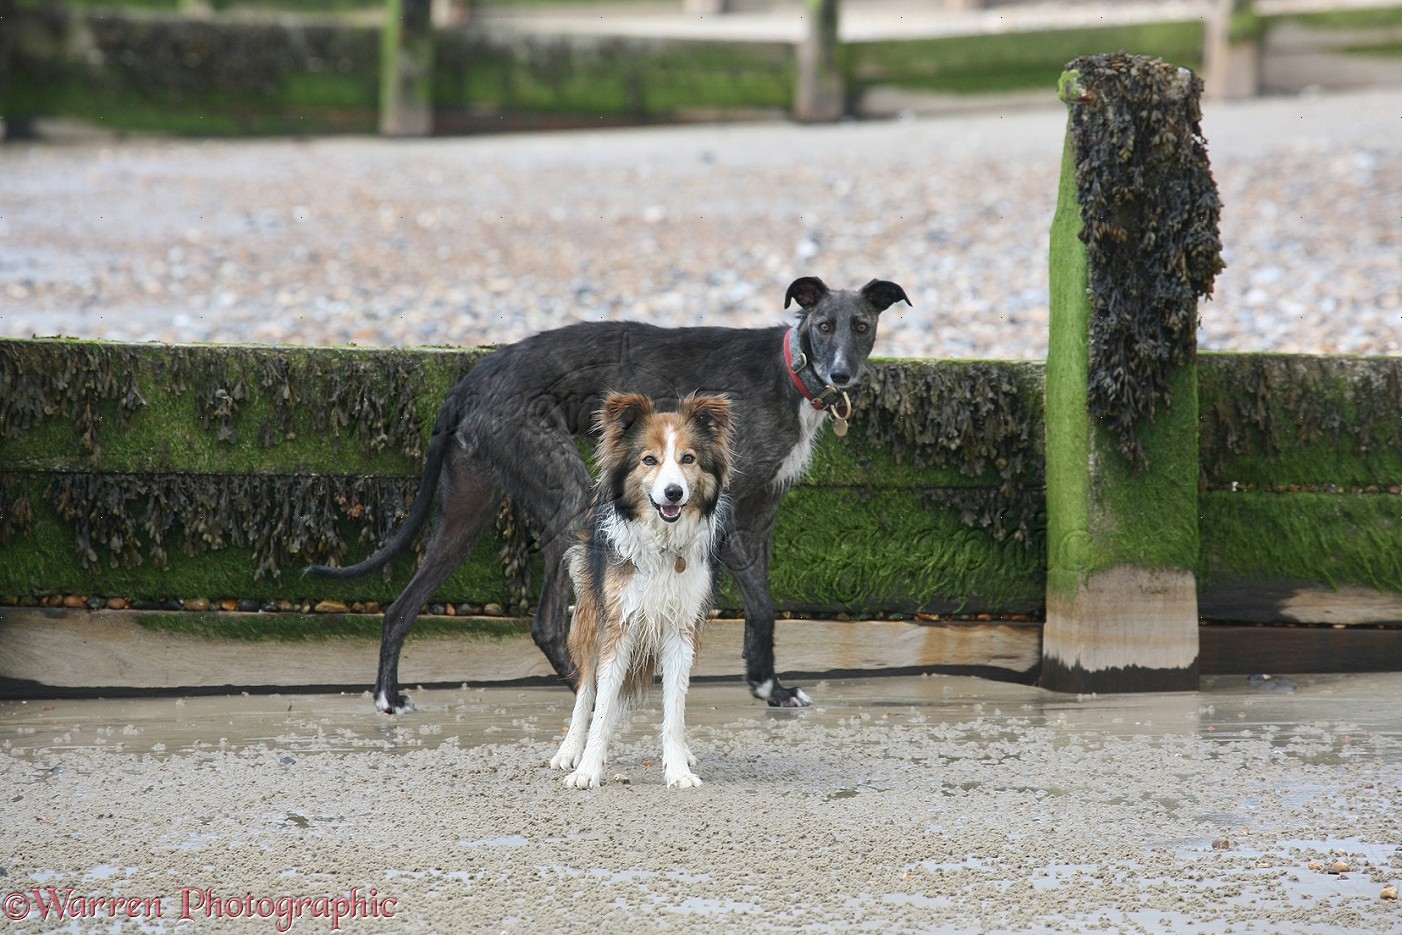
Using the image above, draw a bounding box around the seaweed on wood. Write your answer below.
[42,471,419,580]
[0,342,147,459]
[1199,355,1402,481]
[168,346,427,459]
[1065,52,1224,469]
[860,361,1044,544]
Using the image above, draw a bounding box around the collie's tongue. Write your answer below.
[659,503,682,521]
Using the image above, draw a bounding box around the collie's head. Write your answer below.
[593,391,733,530]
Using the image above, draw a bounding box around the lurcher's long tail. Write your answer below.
[303,427,452,581]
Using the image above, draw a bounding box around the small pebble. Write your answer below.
[1382,885,1398,900]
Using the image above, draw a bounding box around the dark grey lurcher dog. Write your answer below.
[306,276,911,714]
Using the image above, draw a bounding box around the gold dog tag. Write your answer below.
[831,390,852,438]
[675,556,687,574]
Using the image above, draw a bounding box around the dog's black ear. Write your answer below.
[597,392,653,438]
[860,279,911,313]
[785,276,830,310]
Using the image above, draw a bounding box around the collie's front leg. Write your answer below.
[660,627,701,789]
[564,649,627,790]
[550,678,595,771]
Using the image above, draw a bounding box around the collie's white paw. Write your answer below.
[563,768,602,790]
[666,770,703,789]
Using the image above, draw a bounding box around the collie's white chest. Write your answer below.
[772,401,827,491]
[602,512,716,644]
[619,556,712,635]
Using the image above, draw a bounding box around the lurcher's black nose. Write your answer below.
[829,370,851,386]
[664,484,684,503]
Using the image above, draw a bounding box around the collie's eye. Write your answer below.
[642,455,658,466]
[681,453,696,464]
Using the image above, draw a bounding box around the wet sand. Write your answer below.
[4,673,1401,933]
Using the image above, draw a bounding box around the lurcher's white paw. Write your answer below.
[550,746,582,771]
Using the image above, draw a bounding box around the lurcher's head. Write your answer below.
[594,391,732,531]
[785,276,911,390]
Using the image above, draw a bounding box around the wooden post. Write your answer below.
[1042,55,1223,694]
[794,0,843,123]
[431,0,468,28]
[380,0,434,137]
[1203,0,1261,100]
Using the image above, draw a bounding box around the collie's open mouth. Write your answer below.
[655,502,683,523]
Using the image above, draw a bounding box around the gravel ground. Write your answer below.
[3,673,1402,934]
[1,87,1399,359]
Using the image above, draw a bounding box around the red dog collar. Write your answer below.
[783,326,832,410]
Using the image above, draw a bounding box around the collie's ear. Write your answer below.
[596,392,653,439]
[784,276,829,310]
[681,393,732,442]
[860,279,911,313]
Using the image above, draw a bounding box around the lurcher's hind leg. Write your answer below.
[375,447,501,714]
[490,421,594,688]
[532,537,577,685]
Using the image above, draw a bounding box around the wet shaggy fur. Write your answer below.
[304,276,910,716]
[551,392,733,790]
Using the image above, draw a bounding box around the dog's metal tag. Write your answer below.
[675,556,687,574]
[831,390,852,438]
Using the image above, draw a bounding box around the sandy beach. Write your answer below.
[4,672,1402,933]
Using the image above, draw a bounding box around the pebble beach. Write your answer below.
[1,87,1399,359]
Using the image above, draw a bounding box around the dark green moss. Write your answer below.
[750,486,1047,616]
[135,611,528,642]
[1,339,486,474]
[0,341,147,461]
[433,34,793,118]
[1200,491,1402,593]
[1,9,381,134]
[0,469,517,605]
[1199,354,1402,487]
[1285,8,1402,31]
[847,22,1204,96]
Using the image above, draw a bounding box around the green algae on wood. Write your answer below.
[1042,55,1213,693]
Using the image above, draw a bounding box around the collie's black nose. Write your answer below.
[664,484,684,503]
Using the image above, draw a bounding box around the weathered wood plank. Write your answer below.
[0,609,1040,697]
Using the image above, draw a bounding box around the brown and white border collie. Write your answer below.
[550,391,733,790]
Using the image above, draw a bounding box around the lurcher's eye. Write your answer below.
[681,453,696,465]
[643,455,658,466]
[855,322,869,334]
[818,321,832,333]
